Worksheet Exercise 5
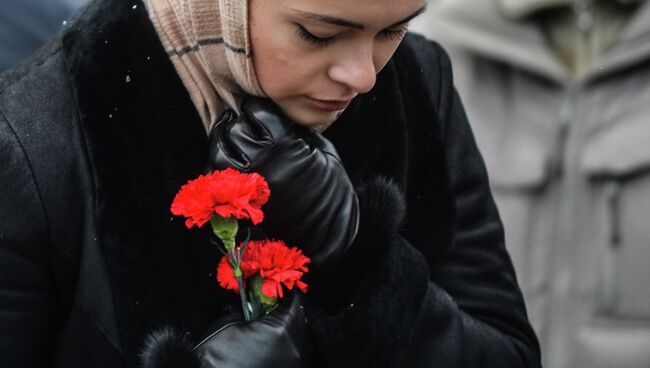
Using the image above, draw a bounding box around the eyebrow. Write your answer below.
[294,5,428,30]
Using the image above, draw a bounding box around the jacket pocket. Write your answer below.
[489,133,553,190]
[580,117,650,319]
[575,322,650,368]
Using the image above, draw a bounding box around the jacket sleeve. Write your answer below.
[0,112,56,367]
[307,41,541,367]
[404,86,541,366]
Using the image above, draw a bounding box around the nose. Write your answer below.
[328,45,377,95]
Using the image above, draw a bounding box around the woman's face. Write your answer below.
[249,0,427,127]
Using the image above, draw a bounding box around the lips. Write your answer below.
[308,97,352,112]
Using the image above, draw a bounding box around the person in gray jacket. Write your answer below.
[412,1,650,367]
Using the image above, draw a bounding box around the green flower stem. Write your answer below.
[228,251,251,322]
[233,262,252,322]
[209,215,254,321]
[248,290,261,321]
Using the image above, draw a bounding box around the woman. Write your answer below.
[0,0,541,367]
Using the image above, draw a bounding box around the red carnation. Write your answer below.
[170,168,270,228]
[217,240,310,298]
[217,252,257,291]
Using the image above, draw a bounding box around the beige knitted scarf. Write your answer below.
[143,0,265,133]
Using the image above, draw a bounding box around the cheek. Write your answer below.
[253,34,318,100]
[374,40,402,73]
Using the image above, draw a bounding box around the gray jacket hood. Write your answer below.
[420,0,650,83]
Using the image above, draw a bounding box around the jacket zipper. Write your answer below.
[598,180,622,315]
[546,4,600,365]
[545,81,584,368]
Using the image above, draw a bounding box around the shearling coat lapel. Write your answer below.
[325,61,409,189]
[63,0,235,363]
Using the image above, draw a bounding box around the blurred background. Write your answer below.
[0,0,87,72]
[412,1,650,367]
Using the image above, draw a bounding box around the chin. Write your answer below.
[281,103,341,128]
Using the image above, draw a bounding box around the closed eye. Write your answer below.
[296,25,409,48]
[296,25,334,48]
[381,27,408,41]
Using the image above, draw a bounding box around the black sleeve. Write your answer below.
[0,111,56,367]
[307,39,541,368]
[403,75,541,366]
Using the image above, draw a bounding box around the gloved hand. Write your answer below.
[208,96,359,274]
[140,293,312,368]
[195,292,312,368]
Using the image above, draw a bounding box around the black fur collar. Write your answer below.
[63,0,226,364]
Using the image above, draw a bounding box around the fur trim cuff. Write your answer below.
[355,176,407,245]
[308,176,430,367]
[140,327,203,368]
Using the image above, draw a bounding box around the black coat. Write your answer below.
[0,0,541,367]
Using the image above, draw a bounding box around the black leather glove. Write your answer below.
[195,293,312,368]
[141,293,312,368]
[208,97,359,274]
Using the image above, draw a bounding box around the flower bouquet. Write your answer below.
[170,168,310,321]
